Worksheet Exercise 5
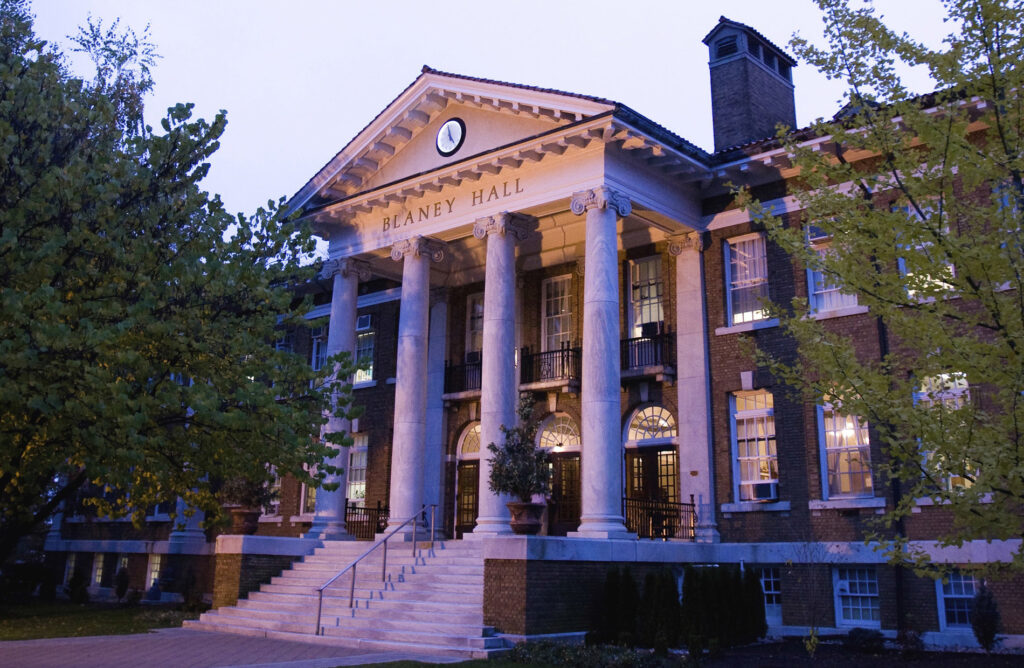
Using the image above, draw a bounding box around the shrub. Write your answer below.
[508,640,678,668]
[971,582,1001,652]
[115,567,130,602]
[680,565,766,654]
[842,627,885,653]
[68,572,89,604]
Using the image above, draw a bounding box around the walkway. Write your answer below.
[0,627,464,668]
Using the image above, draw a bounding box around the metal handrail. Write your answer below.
[313,504,436,635]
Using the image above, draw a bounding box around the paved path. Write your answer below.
[0,628,463,668]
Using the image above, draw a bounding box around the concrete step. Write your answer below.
[245,591,482,613]
[273,570,484,587]
[259,582,481,604]
[235,598,484,625]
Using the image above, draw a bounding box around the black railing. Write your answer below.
[520,346,581,384]
[444,361,482,393]
[344,501,389,541]
[623,496,696,540]
[620,332,675,371]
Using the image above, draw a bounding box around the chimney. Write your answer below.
[703,17,797,152]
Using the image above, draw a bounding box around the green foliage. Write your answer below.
[486,394,550,502]
[507,640,678,668]
[637,568,681,653]
[971,582,1002,651]
[738,0,1024,571]
[679,565,766,654]
[0,2,360,561]
[114,567,129,602]
[842,627,885,654]
[592,566,642,647]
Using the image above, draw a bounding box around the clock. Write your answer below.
[436,118,466,157]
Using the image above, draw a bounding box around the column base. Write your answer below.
[569,516,635,540]
[167,530,208,554]
[695,523,721,543]
[470,516,513,536]
[305,521,354,541]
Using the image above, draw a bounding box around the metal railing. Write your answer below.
[520,346,581,384]
[623,495,697,541]
[443,361,482,393]
[344,502,389,541]
[620,332,675,371]
[314,504,437,635]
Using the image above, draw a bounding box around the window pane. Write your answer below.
[729,236,768,324]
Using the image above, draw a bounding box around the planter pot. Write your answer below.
[506,501,546,535]
[228,507,261,535]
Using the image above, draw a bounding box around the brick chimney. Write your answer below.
[703,17,797,153]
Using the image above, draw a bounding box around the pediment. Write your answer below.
[286,67,617,215]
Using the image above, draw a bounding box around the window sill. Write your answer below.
[715,318,779,336]
[809,497,885,511]
[289,514,314,523]
[258,515,283,523]
[720,500,791,513]
[353,380,376,390]
[809,305,869,320]
[911,492,991,512]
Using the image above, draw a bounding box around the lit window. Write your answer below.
[537,414,581,452]
[346,434,368,507]
[301,482,316,515]
[466,293,484,360]
[459,422,481,459]
[310,326,328,372]
[92,553,104,585]
[761,567,782,624]
[626,406,677,441]
[807,233,858,313]
[354,330,375,383]
[629,257,664,337]
[819,405,873,498]
[834,567,880,627]
[731,391,778,501]
[263,473,281,517]
[938,572,976,629]
[726,234,769,325]
[147,554,162,587]
[541,275,573,351]
[915,372,974,490]
[897,204,956,299]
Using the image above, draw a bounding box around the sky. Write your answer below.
[31,0,950,220]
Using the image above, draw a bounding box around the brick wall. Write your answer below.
[212,553,299,609]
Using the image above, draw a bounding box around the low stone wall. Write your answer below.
[211,535,320,609]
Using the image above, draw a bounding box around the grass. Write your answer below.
[0,600,201,641]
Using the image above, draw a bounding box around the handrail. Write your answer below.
[313,504,436,635]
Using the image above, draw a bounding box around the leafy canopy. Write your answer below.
[0,1,358,561]
[740,0,1024,572]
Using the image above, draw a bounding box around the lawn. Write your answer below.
[0,600,201,641]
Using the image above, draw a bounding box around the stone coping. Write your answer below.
[214,534,322,556]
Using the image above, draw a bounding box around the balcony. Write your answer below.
[623,496,696,540]
[443,360,482,399]
[519,345,581,392]
[620,331,675,382]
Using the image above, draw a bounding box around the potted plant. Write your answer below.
[218,476,277,535]
[487,394,551,534]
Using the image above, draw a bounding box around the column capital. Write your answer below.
[390,236,448,263]
[570,186,632,218]
[322,257,372,281]
[668,231,708,255]
[472,212,536,241]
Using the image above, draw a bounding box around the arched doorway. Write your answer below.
[454,422,480,537]
[537,413,581,536]
[623,405,685,538]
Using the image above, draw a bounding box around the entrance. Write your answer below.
[548,452,580,536]
[624,447,680,538]
[454,422,481,538]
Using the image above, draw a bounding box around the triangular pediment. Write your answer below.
[286,67,617,215]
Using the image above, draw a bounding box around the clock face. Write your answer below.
[436,118,466,157]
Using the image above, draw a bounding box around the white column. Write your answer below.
[471,213,533,535]
[168,498,206,553]
[309,258,369,540]
[423,289,449,519]
[569,187,634,539]
[388,236,446,531]
[670,232,719,542]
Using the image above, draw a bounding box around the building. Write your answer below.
[46,16,1023,655]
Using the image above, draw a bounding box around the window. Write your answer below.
[354,324,375,384]
[761,567,782,624]
[819,405,873,498]
[274,332,294,354]
[731,390,778,501]
[64,553,76,585]
[346,433,368,506]
[459,422,481,459]
[715,35,738,58]
[628,257,664,337]
[626,405,677,442]
[263,473,281,516]
[541,275,573,352]
[897,204,956,299]
[807,235,858,313]
[466,293,484,361]
[537,414,581,452]
[726,234,769,325]
[310,326,328,372]
[937,572,977,629]
[92,553,104,585]
[118,554,128,571]
[147,554,162,587]
[301,482,316,515]
[834,567,880,627]
[915,372,974,490]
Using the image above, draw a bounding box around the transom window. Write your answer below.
[938,572,976,629]
[537,414,581,451]
[629,257,664,337]
[726,234,769,325]
[541,275,573,352]
[732,390,778,501]
[819,406,873,498]
[626,406,677,441]
[459,422,481,460]
[834,567,880,627]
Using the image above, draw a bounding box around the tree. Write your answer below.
[0,1,358,562]
[739,0,1024,571]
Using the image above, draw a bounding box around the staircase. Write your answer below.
[186,539,506,659]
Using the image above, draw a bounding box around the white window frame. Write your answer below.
[346,433,369,507]
[936,572,977,630]
[147,554,162,588]
[465,292,484,360]
[458,422,482,461]
[807,239,860,315]
[541,275,573,352]
[730,390,778,502]
[354,328,375,384]
[261,472,281,518]
[761,566,782,625]
[310,325,328,372]
[725,233,769,326]
[833,567,881,628]
[300,479,317,516]
[92,553,105,586]
[897,204,956,300]
[628,256,664,338]
[536,413,582,453]
[817,404,873,500]
[914,372,974,490]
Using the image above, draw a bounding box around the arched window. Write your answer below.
[537,414,581,451]
[626,405,677,442]
[458,422,481,460]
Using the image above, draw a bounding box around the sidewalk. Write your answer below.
[0,628,465,668]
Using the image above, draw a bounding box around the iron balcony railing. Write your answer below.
[520,345,581,384]
[344,501,389,541]
[620,332,675,371]
[443,361,482,394]
[623,495,697,540]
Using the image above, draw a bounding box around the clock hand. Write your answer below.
[447,126,454,143]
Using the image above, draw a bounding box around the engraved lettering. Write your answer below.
[434,202,442,217]
[404,212,414,226]
[382,216,391,231]
[487,185,499,202]
[418,206,429,222]
[515,178,524,193]
[503,181,511,197]
[472,189,484,206]
[445,197,455,213]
